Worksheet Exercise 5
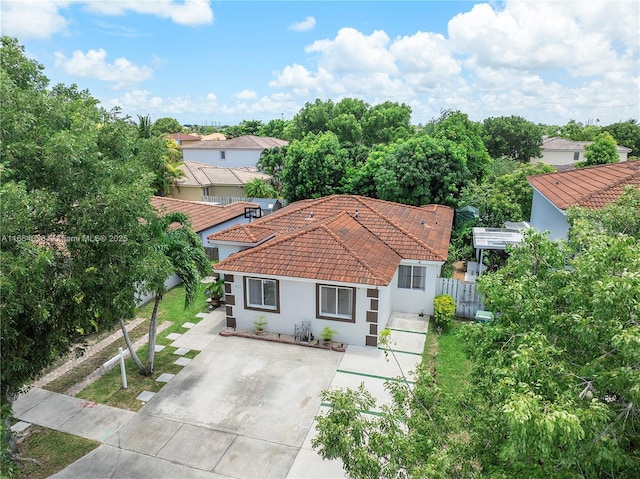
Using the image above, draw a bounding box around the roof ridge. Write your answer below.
[318,214,388,284]
[354,197,442,260]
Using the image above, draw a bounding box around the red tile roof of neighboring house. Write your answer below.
[211,195,453,285]
[150,196,258,233]
[528,160,640,210]
[165,133,201,142]
[181,135,288,150]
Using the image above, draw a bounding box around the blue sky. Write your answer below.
[2,1,638,127]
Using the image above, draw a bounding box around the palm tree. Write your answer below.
[120,211,210,376]
[245,178,277,198]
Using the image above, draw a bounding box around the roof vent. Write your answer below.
[309,211,314,219]
[420,219,426,225]
[354,209,359,219]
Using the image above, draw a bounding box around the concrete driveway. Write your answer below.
[19,311,427,479]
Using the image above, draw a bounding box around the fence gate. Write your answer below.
[435,278,484,319]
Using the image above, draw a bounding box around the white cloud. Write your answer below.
[54,49,153,82]
[0,0,213,39]
[289,16,316,32]
[0,1,71,39]
[83,0,214,26]
[306,27,397,75]
[234,89,258,100]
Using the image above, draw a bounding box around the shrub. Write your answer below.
[433,294,456,332]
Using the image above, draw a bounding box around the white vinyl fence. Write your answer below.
[435,278,484,319]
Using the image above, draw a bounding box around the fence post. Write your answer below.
[119,347,127,389]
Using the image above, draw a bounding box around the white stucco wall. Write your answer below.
[390,260,443,316]
[529,189,569,240]
[534,150,583,166]
[182,148,262,168]
[136,274,182,306]
[223,275,379,346]
[199,217,250,248]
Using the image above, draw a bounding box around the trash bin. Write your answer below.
[474,310,494,324]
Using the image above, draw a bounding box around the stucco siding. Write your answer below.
[530,189,569,240]
[390,261,443,316]
[224,276,382,346]
[170,187,202,202]
[182,148,262,168]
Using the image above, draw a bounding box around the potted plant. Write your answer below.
[205,277,225,308]
[253,316,268,336]
[320,326,338,346]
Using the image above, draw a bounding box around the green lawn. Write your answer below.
[422,320,472,397]
[13,427,99,479]
[76,282,210,410]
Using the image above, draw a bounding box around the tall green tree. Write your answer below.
[151,116,183,136]
[121,211,210,376]
[603,119,640,157]
[577,131,620,167]
[431,110,492,181]
[284,98,335,140]
[347,135,470,207]
[1,34,159,408]
[482,115,543,162]
[281,131,348,202]
[459,162,555,226]
[361,101,413,147]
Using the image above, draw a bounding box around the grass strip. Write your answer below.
[13,426,98,479]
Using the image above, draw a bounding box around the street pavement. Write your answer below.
[12,310,428,478]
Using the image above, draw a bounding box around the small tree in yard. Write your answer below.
[578,131,619,167]
[120,211,210,376]
[433,294,456,332]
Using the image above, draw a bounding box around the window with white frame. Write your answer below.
[397,265,426,291]
[245,277,279,311]
[317,284,355,321]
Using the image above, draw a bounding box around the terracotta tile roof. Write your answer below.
[177,161,271,187]
[150,196,258,233]
[211,195,454,285]
[528,160,640,210]
[181,135,288,150]
[164,133,201,141]
[210,224,275,244]
[215,212,402,285]
[200,132,226,141]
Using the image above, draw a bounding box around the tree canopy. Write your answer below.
[482,115,543,162]
[0,35,162,401]
[578,131,620,167]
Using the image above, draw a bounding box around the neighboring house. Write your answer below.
[181,135,288,168]
[150,196,261,253]
[528,161,640,240]
[208,195,453,347]
[169,161,272,203]
[164,132,201,146]
[532,136,632,169]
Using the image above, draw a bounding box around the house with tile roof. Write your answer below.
[181,135,288,168]
[208,195,453,347]
[527,161,640,240]
[169,161,272,203]
[164,132,201,146]
[532,137,632,169]
[150,196,261,251]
